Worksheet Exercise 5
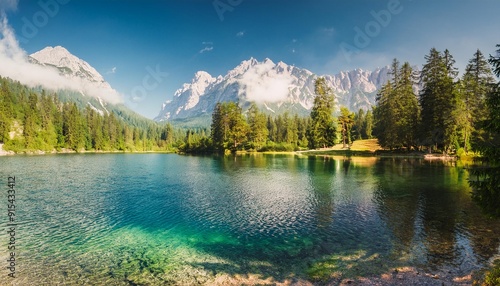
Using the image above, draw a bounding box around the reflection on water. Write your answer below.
[0,154,499,284]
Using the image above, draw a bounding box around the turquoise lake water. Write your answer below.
[0,154,499,285]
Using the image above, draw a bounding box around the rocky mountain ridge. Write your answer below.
[156,58,390,122]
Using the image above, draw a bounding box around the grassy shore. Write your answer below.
[1,139,473,160]
[299,139,464,160]
[298,139,381,157]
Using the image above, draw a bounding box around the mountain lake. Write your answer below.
[0,153,499,285]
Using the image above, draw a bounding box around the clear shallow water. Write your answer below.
[0,154,499,285]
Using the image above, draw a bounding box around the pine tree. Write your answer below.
[461,49,495,153]
[307,77,336,149]
[247,103,268,149]
[211,102,225,151]
[364,110,373,139]
[296,115,309,148]
[24,93,40,149]
[374,81,398,149]
[267,115,277,142]
[63,103,85,151]
[396,62,420,149]
[283,112,298,146]
[353,109,365,140]
[275,114,285,143]
[210,102,248,152]
[338,106,355,148]
[38,93,57,149]
[419,48,460,153]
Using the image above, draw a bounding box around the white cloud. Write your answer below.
[199,46,213,53]
[238,60,292,103]
[107,66,117,74]
[0,15,122,104]
[236,31,245,37]
[0,0,18,12]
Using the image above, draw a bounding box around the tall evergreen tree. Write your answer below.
[364,110,373,139]
[396,62,420,149]
[247,103,268,149]
[283,112,298,146]
[267,115,277,142]
[210,102,248,152]
[23,93,40,149]
[211,102,225,151]
[374,81,398,149]
[338,106,355,148]
[353,109,365,140]
[296,115,309,148]
[226,103,248,151]
[63,103,85,151]
[374,60,420,150]
[461,49,495,152]
[419,48,460,153]
[307,77,336,149]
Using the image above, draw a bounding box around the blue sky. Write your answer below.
[4,0,500,118]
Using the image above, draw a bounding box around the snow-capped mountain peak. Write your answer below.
[28,46,121,104]
[227,57,260,78]
[155,58,390,122]
[30,46,105,84]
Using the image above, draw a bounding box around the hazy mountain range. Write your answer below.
[23,46,390,126]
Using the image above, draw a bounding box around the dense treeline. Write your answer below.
[374,48,495,154]
[181,101,311,153]
[0,77,184,152]
[181,78,373,154]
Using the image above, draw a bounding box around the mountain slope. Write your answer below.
[30,46,105,84]
[28,46,153,128]
[155,58,390,122]
[28,46,121,105]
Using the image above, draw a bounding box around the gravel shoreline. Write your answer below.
[205,267,477,286]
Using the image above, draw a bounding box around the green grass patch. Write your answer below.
[484,259,500,286]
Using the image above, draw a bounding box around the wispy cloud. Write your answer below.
[107,67,117,74]
[0,15,122,104]
[236,31,245,37]
[199,46,213,54]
